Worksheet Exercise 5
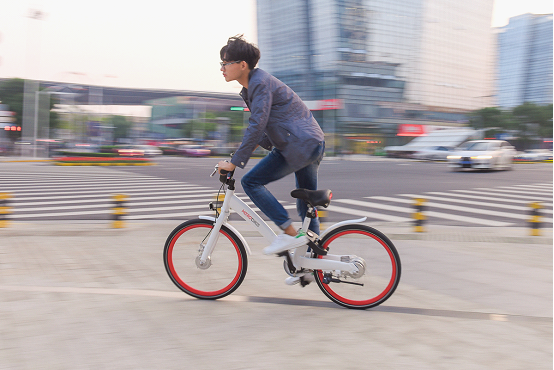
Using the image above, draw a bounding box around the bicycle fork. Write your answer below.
[198,190,233,265]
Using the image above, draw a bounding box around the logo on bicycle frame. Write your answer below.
[242,209,260,227]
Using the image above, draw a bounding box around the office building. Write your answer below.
[496,13,553,108]
[256,0,495,150]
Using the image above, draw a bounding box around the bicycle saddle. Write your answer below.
[290,189,333,208]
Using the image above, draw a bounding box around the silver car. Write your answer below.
[447,140,516,171]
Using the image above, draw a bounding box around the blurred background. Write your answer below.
[0,0,551,158]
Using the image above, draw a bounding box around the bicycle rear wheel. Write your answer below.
[163,219,248,299]
[314,224,401,309]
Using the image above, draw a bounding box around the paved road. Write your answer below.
[0,221,551,369]
[0,158,552,228]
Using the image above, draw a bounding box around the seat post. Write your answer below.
[305,204,317,219]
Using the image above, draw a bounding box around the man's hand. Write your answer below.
[218,160,236,175]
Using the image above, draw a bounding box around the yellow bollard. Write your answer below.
[317,207,328,230]
[413,198,426,232]
[0,192,12,228]
[529,202,542,236]
[213,193,225,214]
[112,194,128,228]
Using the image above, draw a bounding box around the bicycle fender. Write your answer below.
[319,217,367,240]
[199,216,252,255]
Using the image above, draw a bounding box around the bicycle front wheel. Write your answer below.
[315,224,401,309]
[163,219,248,300]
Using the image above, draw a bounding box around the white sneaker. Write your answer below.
[263,234,309,255]
[285,273,314,286]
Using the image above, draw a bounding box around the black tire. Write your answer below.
[314,224,401,309]
[163,219,248,300]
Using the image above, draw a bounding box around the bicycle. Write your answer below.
[163,164,401,309]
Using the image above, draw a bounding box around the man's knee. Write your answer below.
[241,175,254,192]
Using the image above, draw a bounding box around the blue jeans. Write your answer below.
[241,141,325,235]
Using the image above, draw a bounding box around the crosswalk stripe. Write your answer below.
[367,196,553,222]
[126,210,214,220]
[12,197,215,212]
[9,185,211,197]
[327,204,412,222]
[1,179,186,191]
[6,189,217,201]
[427,191,553,207]
[505,184,553,190]
[10,210,110,218]
[452,189,552,201]
[334,199,512,226]
[389,194,553,214]
[12,193,221,206]
[0,178,179,186]
[474,187,552,196]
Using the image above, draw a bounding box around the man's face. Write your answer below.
[220,57,246,82]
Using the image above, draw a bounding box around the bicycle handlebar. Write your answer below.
[211,163,235,185]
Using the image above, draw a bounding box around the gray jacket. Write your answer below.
[231,68,324,172]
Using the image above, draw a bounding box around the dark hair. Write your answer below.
[220,34,260,70]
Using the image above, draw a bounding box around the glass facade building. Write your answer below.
[496,14,553,108]
[256,0,494,150]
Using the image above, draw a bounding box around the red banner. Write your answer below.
[397,124,427,136]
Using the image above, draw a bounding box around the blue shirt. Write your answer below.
[231,68,324,171]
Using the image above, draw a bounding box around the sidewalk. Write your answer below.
[0,221,552,369]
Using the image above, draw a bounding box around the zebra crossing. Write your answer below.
[0,164,551,227]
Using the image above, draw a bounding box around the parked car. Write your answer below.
[116,145,143,157]
[134,145,162,157]
[116,145,162,157]
[178,145,211,157]
[61,143,99,153]
[412,146,455,161]
[447,140,516,171]
[514,149,553,161]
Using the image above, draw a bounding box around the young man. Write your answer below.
[217,35,325,257]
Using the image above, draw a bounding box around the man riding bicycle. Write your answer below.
[217,35,325,261]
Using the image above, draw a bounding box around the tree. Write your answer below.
[183,111,245,142]
[470,107,517,131]
[0,79,24,141]
[512,102,553,139]
[0,78,61,141]
[109,115,132,141]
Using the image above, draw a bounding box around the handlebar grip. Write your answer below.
[219,170,234,184]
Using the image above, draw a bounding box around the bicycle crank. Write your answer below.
[322,273,364,286]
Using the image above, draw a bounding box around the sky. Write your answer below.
[0,0,552,95]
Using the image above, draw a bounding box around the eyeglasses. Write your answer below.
[220,60,242,68]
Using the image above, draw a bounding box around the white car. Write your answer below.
[117,145,162,157]
[447,140,516,171]
[135,145,162,157]
[178,145,211,157]
[412,146,455,161]
[515,149,553,161]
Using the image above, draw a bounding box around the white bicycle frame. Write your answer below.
[198,181,367,275]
